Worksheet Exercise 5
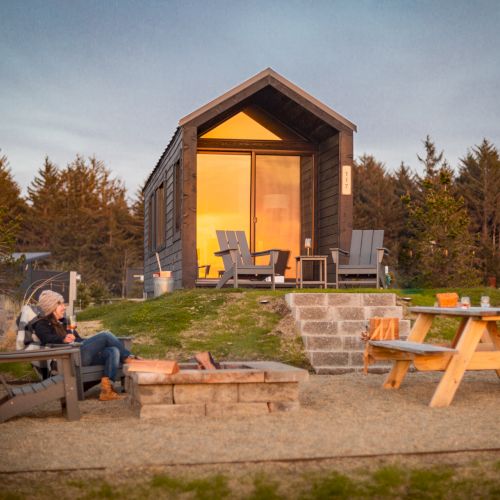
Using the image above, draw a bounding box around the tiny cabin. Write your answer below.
[143,68,356,294]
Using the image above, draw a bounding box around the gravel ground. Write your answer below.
[1,372,500,473]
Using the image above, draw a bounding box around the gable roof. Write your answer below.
[179,67,357,133]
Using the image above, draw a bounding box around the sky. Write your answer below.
[2,0,499,199]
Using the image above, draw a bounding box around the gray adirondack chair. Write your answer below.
[215,230,280,290]
[330,230,389,289]
[0,346,81,422]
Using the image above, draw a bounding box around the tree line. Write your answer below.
[353,137,500,287]
[1,135,499,294]
[0,153,143,298]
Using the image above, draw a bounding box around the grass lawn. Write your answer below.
[1,459,500,499]
[2,287,499,380]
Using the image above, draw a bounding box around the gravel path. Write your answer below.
[1,372,500,473]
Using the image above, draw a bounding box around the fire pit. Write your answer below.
[125,361,309,419]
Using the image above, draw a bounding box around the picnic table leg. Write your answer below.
[486,322,500,378]
[429,319,485,408]
[383,313,433,389]
[450,318,468,348]
[60,356,80,421]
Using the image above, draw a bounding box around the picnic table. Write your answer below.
[369,306,500,407]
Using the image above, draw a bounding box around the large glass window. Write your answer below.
[196,153,250,278]
[255,155,301,277]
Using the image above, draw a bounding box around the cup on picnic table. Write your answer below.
[480,296,490,308]
[460,296,471,309]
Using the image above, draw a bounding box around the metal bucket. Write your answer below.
[153,276,175,297]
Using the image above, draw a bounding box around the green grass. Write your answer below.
[3,461,500,499]
[3,286,499,378]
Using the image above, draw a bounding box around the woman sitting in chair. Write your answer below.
[33,290,138,401]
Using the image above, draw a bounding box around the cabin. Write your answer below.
[143,68,356,294]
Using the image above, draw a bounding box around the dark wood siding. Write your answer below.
[300,155,314,254]
[317,133,340,283]
[143,129,183,296]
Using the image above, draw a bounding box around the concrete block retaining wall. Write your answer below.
[285,293,411,374]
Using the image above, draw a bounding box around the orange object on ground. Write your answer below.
[126,359,180,375]
[436,292,459,308]
[363,317,400,373]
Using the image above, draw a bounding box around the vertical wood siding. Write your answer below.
[143,130,183,296]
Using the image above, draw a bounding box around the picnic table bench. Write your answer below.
[369,306,500,407]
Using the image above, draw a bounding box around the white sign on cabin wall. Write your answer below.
[341,165,352,195]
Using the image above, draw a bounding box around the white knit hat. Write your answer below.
[38,290,64,316]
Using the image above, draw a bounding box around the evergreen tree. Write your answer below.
[0,153,26,224]
[456,139,500,280]
[405,139,480,287]
[24,157,64,250]
[352,155,400,266]
[391,162,419,286]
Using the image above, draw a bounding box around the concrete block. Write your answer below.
[343,336,365,351]
[365,306,403,319]
[331,307,365,321]
[243,361,309,383]
[304,335,342,351]
[268,401,300,412]
[327,294,362,306]
[362,293,396,306]
[239,382,299,402]
[136,384,174,404]
[173,383,238,404]
[301,320,339,335]
[140,404,206,419]
[349,352,365,367]
[296,306,329,320]
[400,320,411,337]
[338,321,368,335]
[290,293,327,306]
[206,402,269,417]
[310,352,349,366]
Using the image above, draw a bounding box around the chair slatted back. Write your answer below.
[349,230,384,266]
[216,231,236,271]
[235,231,253,266]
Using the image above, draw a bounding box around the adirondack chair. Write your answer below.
[330,230,389,289]
[16,304,132,400]
[0,346,81,422]
[214,230,280,290]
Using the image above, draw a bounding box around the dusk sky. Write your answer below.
[2,0,499,199]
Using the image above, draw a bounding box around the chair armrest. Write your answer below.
[0,346,81,363]
[330,248,349,256]
[376,247,389,264]
[214,247,238,257]
[251,249,281,257]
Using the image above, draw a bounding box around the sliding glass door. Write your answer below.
[197,152,307,279]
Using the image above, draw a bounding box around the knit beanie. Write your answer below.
[38,290,64,316]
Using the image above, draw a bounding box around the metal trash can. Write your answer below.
[153,274,174,297]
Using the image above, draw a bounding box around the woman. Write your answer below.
[33,289,136,401]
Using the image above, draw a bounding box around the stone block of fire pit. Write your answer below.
[125,361,309,419]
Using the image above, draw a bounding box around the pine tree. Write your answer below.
[456,139,500,280]
[406,139,480,287]
[24,157,64,250]
[352,155,401,266]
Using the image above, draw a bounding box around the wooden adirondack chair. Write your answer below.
[330,230,389,289]
[214,230,280,290]
[0,346,81,422]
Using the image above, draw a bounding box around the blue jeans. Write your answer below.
[80,332,131,381]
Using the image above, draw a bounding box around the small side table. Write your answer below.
[295,255,328,289]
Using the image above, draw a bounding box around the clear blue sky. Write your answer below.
[2,0,499,198]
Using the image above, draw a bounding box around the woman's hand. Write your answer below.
[64,333,76,343]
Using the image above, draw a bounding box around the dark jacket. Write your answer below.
[33,317,83,346]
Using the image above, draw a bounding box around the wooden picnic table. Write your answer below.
[369,306,500,407]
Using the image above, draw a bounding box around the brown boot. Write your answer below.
[99,377,124,401]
